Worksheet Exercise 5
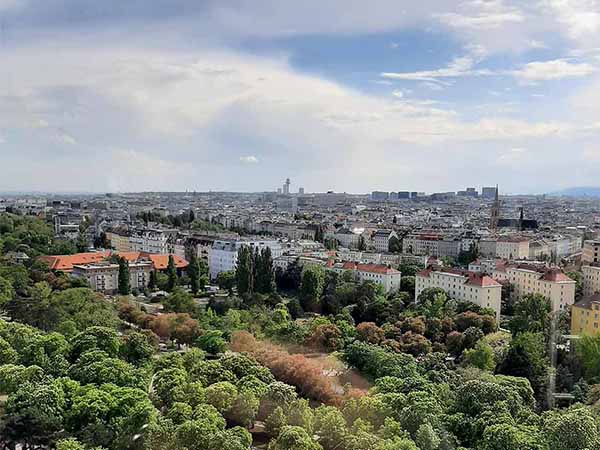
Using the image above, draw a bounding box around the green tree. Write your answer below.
[0,275,14,305]
[196,330,227,355]
[566,271,584,301]
[163,287,196,314]
[256,247,275,294]
[118,257,131,295]
[543,405,599,450]
[415,423,441,450]
[149,270,157,290]
[205,381,238,413]
[167,254,178,291]
[299,265,325,312]
[120,330,155,365]
[236,245,254,296]
[357,235,366,251]
[463,340,495,371]
[216,270,236,292]
[269,425,323,450]
[575,333,600,381]
[1,381,66,447]
[508,293,551,334]
[388,236,402,253]
[189,253,201,295]
[71,326,121,359]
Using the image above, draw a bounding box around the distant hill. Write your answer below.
[548,187,600,197]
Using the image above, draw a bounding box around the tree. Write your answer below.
[256,247,275,294]
[149,270,157,290]
[357,235,366,251]
[463,340,495,371]
[415,423,441,450]
[118,257,131,295]
[575,333,600,381]
[216,271,236,292]
[236,245,254,296]
[269,426,323,450]
[167,254,178,291]
[1,381,66,447]
[543,405,599,450]
[0,275,14,305]
[299,265,325,312]
[71,326,121,359]
[120,330,155,365]
[205,381,238,413]
[388,236,401,253]
[508,293,551,335]
[163,287,196,314]
[566,271,584,301]
[189,253,201,295]
[196,330,227,355]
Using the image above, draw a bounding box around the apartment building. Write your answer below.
[582,240,600,264]
[415,267,502,320]
[371,229,398,253]
[468,259,504,274]
[403,234,461,258]
[208,239,283,279]
[496,236,530,260]
[72,260,152,294]
[582,264,600,297]
[571,294,600,336]
[105,229,132,252]
[492,264,575,311]
[332,261,402,293]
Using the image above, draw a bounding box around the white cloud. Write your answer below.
[544,0,600,40]
[381,46,490,83]
[435,0,525,30]
[239,155,259,164]
[1,43,600,192]
[392,90,404,98]
[511,58,596,81]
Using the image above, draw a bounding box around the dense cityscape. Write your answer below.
[0,183,599,449]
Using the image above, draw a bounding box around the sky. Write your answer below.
[0,1,600,194]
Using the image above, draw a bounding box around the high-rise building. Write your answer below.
[283,178,290,195]
[482,186,497,199]
[298,187,305,195]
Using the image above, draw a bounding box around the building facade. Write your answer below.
[415,267,502,320]
[571,294,600,335]
[582,240,600,264]
[492,264,575,312]
[72,260,152,294]
[208,239,283,279]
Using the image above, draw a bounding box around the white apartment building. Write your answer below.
[402,234,461,258]
[333,228,365,249]
[582,265,600,297]
[208,239,283,279]
[495,236,530,260]
[371,229,398,253]
[415,267,502,320]
[72,260,152,294]
[468,259,503,274]
[129,228,174,254]
[332,262,402,293]
[492,264,575,312]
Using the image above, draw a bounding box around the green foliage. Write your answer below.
[268,425,323,450]
[71,326,121,359]
[163,287,196,313]
[236,245,254,296]
[341,341,419,380]
[508,293,551,334]
[299,265,325,312]
[118,257,131,295]
[216,270,236,292]
[205,381,238,413]
[463,340,496,371]
[575,333,600,382]
[196,330,227,354]
[167,254,178,291]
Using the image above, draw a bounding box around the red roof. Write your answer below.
[146,254,189,270]
[342,261,399,275]
[467,274,502,287]
[39,251,111,271]
[38,251,188,272]
[417,266,501,287]
[540,270,574,282]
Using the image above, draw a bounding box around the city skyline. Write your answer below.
[1,1,600,193]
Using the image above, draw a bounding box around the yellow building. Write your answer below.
[105,230,131,252]
[571,294,600,335]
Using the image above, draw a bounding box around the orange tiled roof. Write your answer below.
[38,251,111,271]
[341,261,399,275]
[38,251,188,272]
